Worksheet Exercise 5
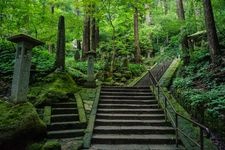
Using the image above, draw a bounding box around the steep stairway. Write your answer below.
[47,100,86,139]
[89,86,184,150]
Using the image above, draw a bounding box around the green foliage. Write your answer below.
[172,47,225,139]
[128,64,146,76]
[32,48,55,71]
[0,40,15,73]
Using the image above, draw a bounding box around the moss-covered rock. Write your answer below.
[0,100,46,149]
[41,140,61,150]
[28,72,80,106]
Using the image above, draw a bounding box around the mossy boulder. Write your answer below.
[28,72,80,106]
[0,100,46,149]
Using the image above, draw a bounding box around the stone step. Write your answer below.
[100,91,153,96]
[98,104,159,109]
[47,129,84,139]
[52,102,77,108]
[100,95,155,100]
[96,113,165,120]
[100,98,157,101]
[94,126,175,134]
[102,86,150,89]
[51,114,79,122]
[52,108,78,115]
[99,99,157,105]
[48,121,86,131]
[92,134,178,144]
[97,108,164,114]
[101,88,151,93]
[95,119,170,126]
[91,144,185,150]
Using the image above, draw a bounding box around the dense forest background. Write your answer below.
[0,0,225,149]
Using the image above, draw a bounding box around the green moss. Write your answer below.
[162,90,217,150]
[43,106,51,125]
[41,140,61,150]
[160,58,181,87]
[0,100,46,147]
[26,142,44,150]
[75,94,87,123]
[28,72,80,106]
[79,88,97,119]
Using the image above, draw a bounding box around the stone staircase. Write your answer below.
[89,86,185,150]
[47,100,86,139]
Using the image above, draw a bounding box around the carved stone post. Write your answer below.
[8,34,43,103]
[85,51,96,88]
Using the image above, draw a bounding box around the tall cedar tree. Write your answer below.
[176,0,190,65]
[55,16,65,70]
[202,0,221,64]
[82,14,91,58]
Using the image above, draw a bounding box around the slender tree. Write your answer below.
[202,0,220,64]
[176,0,190,65]
[163,0,168,15]
[82,13,91,58]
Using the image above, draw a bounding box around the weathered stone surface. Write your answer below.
[8,34,43,103]
[85,51,96,88]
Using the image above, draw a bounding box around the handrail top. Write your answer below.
[148,70,210,136]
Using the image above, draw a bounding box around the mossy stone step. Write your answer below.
[48,121,86,131]
[52,102,77,108]
[51,114,79,122]
[52,108,78,114]
[47,129,84,139]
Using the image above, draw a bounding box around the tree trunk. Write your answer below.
[145,4,151,25]
[177,0,190,65]
[91,18,97,52]
[202,0,220,64]
[177,0,185,20]
[163,0,168,15]
[82,15,91,59]
[55,16,65,70]
[77,40,81,50]
[134,7,141,64]
[95,22,100,49]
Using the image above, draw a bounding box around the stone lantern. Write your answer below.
[8,34,44,103]
[84,51,96,88]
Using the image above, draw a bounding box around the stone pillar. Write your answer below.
[84,51,96,88]
[8,34,43,103]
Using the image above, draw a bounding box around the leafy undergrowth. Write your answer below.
[171,48,225,144]
[0,100,46,150]
[28,72,80,107]
[66,57,146,86]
